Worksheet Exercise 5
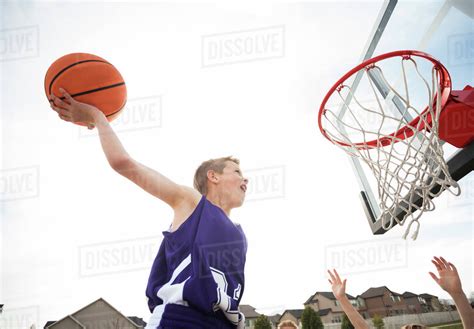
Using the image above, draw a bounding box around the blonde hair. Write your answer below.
[193,156,240,195]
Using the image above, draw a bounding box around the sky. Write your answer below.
[0,1,472,328]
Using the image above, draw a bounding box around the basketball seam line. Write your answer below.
[47,59,113,95]
[55,82,126,117]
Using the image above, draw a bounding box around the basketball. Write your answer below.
[44,53,127,125]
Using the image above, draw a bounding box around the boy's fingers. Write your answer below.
[58,113,71,122]
[53,96,72,110]
[57,107,71,118]
[59,88,75,103]
[50,103,59,113]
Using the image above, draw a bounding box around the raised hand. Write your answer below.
[328,269,347,300]
[429,256,462,295]
[50,88,103,129]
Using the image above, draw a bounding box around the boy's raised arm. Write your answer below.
[50,89,199,209]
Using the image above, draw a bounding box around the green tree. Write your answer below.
[301,306,323,329]
[372,314,385,329]
[254,314,272,329]
[341,313,355,329]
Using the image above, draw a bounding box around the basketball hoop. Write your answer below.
[319,50,474,239]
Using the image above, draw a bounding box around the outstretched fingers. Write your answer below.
[432,257,445,272]
[448,262,458,274]
[328,269,338,284]
[429,271,440,285]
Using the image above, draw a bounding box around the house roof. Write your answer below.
[305,291,356,304]
[72,298,140,327]
[239,304,260,318]
[281,309,304,319]
[45,298,143,329]
[419,293,437,299]
[402,291,418,298]
[359,286,401,298]
[318,308,332,316]
[128,316,147,326]
[46,315,85,329]
[267,314,281,324]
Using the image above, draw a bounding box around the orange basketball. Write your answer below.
[45,53,127,125]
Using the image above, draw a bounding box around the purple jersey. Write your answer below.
[145,195,247,329]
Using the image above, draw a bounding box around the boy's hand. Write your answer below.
[328,269,347,300]
[429,256,463,296]
[50,88,103,129]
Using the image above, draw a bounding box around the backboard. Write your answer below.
[338,0,474,235]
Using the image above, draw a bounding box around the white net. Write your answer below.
[320,55,460,239]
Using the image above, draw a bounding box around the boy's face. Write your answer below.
[217,161,248,207]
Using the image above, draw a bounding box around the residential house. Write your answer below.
[359,286,408,317]
[44,298,145,329]
[268,314,281,329]
[419,293,443,312]
[402,291,429,314]
[304,291,368,323]
[278,309,303,329]
[240,304,260,329]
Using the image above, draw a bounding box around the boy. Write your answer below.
[50,89,248,329]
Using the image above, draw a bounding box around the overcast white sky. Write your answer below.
[0,1,472,328]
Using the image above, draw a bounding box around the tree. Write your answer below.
[372,314,384,329]
[254,314,272,329]
[301,306,323,329]
[341,313,355,329]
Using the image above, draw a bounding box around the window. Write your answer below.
[335,300,339,306]
[390,294,401,302]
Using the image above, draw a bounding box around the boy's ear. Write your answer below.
[207,170,219,183]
